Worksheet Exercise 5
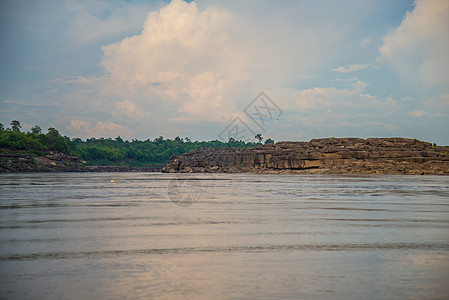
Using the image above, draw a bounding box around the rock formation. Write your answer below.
[162,138,449,175]
[0,152,87,172]
[0,152,162,172]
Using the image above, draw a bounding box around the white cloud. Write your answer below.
[51,76,88,84]
[379,0,449,88]
[385,96,397,106]
[68,119,130,138]
[407,110,426,117]
[402,96,413,102]
[95,0,376,124]
[27,0,447,143]
[331,64,370,73]
[99,0,246,121]
[271,80,398,120]
[67,0,156,45]
[115,99,136,114]
[299,75,322,80]
[334,77,358,82]
[44,0,396,140]
[261,80,408,141]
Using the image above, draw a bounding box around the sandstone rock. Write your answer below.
[162,138,449,175]
[0,152,163,173]
[0,152,86,172]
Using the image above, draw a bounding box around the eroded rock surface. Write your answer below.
[0,152,162,172]
[0,152,86,172]
[162,138,449,175]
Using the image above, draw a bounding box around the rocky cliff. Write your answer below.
[162,138,449,175]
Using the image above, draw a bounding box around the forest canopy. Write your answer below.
[0,120,272,166]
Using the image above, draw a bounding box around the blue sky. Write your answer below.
[1,0,448,144]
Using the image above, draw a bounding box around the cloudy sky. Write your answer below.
[1,0,448,144]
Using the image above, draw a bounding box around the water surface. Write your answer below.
[1,173,448,299]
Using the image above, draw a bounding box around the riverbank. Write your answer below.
[163,137,449,175]
[3,137,449,174]
[0,152,162,172]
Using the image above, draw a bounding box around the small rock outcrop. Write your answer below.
[162,138,449,175]
[0,152,163,172]
[0,152,87,172]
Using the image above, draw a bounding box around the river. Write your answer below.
[1,173,448,299]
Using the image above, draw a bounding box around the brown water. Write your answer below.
[0,173,448,299]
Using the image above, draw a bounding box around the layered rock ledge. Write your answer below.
[0,152,162,172]
[162,138,449,175]
[0,152,86,172]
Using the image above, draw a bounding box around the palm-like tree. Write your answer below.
[255,134,263,143]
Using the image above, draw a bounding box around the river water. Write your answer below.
[0,173,448,299]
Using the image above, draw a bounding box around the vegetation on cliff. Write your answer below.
[0,120,260,167]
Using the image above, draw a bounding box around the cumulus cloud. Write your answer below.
[114,99,146,119]
[116,99,136,114]
[379,0,449,88]
[96,0,370,124]
[291,81,394,112]
[269,80,400,132]
[99,0,247,121]
[34,0,447,143]
[67,0,156,45]
[68,119,131,138]
[331,64,370,73]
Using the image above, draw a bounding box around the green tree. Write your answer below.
[264,138,275,144]
[255,134,263,143]
[0,123,4,131]
[31,125,42,135]
[154,136,164,144]
[115,135,124,143]
[0,122,261,166]
[10,120,21,131]
[46,127,70,153]
[47,127,59,137]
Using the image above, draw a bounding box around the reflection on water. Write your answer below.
[0,173,448,299]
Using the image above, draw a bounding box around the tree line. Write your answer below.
[0,120,274,166]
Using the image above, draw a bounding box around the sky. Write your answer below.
[1,0,448,144]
